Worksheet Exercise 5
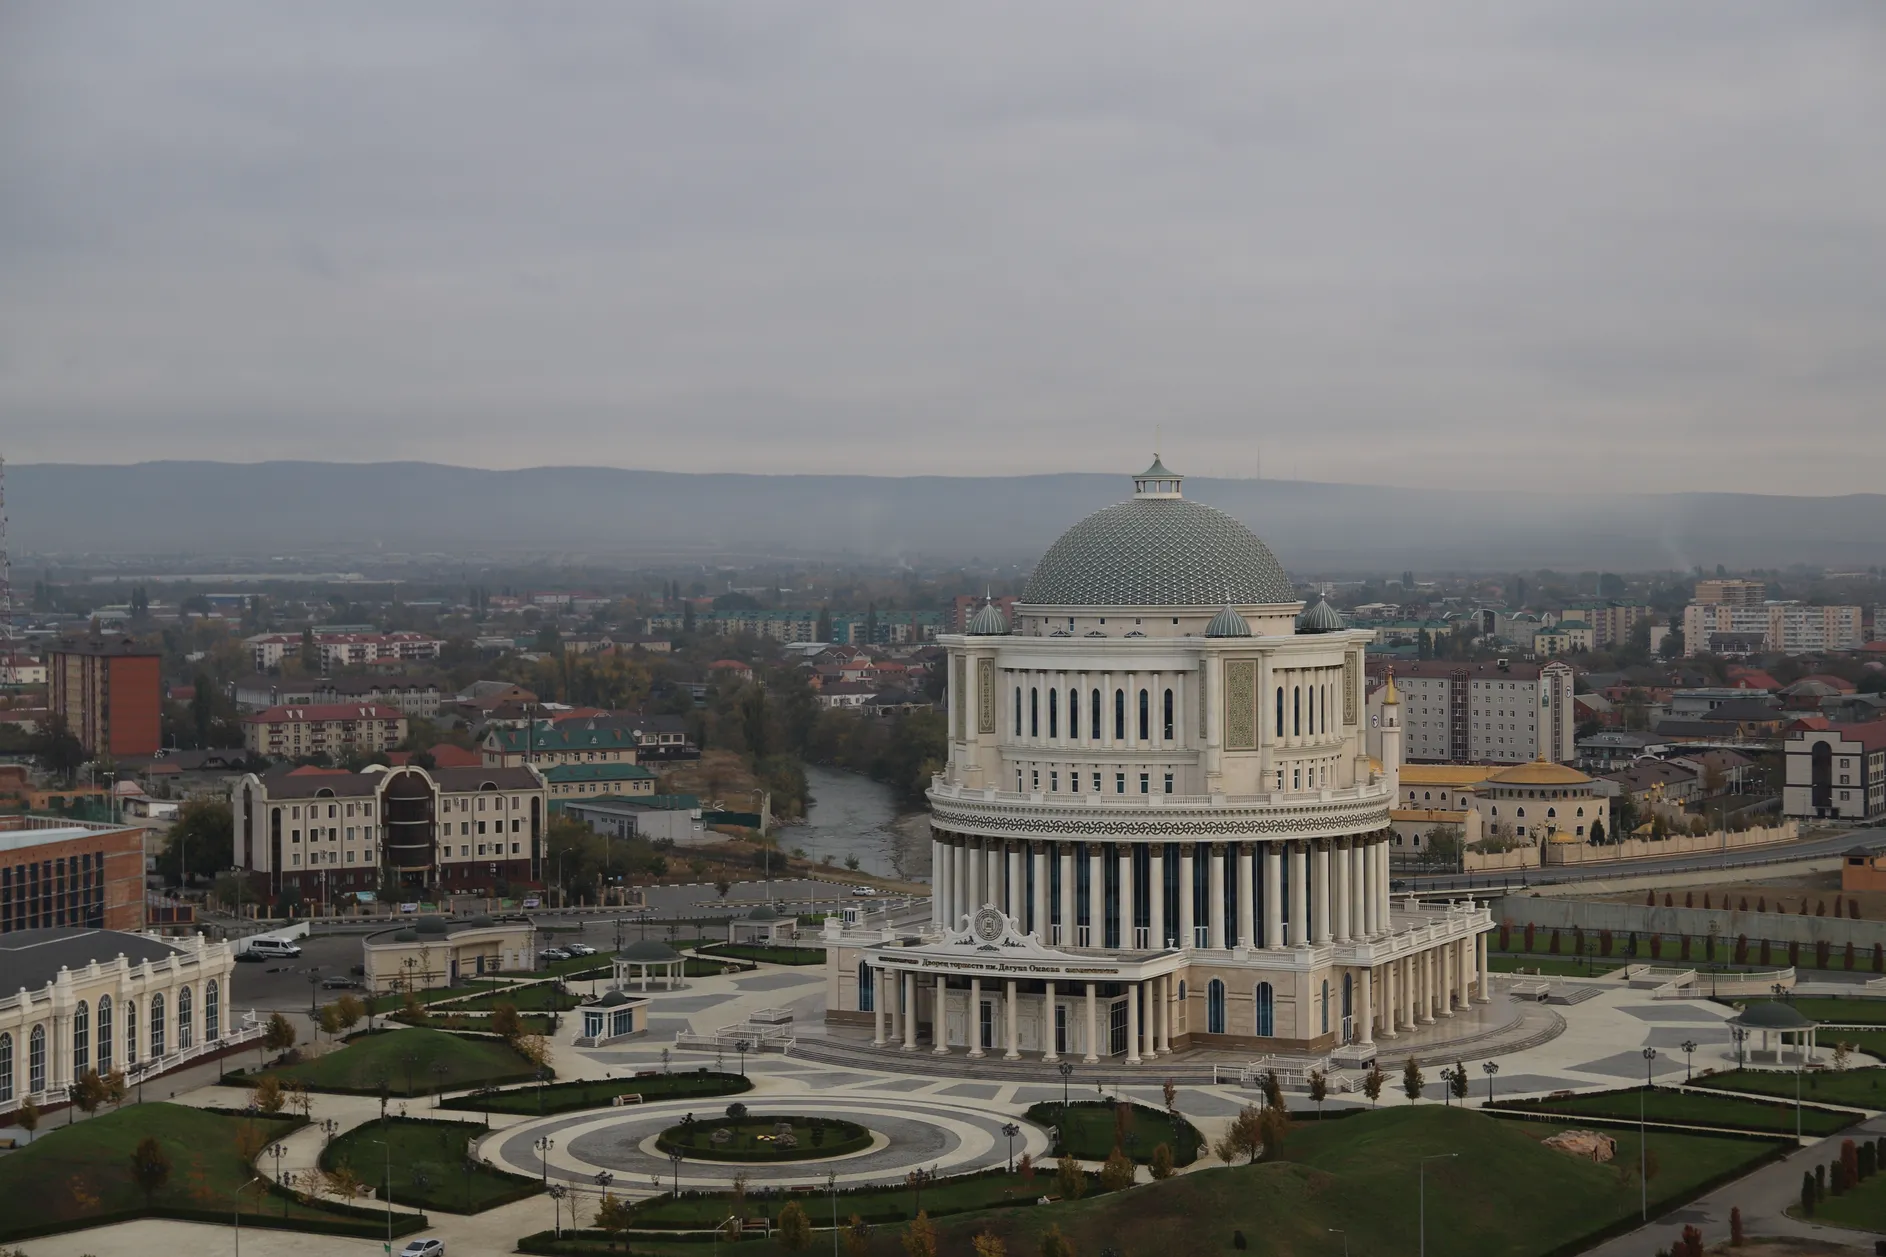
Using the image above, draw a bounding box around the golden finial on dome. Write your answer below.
[1383,666,1400,706]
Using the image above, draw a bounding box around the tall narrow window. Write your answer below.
[178,985,194,1050]
[1276,687,1284,736]
[204,981,220,1041]
[28,1026,45,1094]
[1015,687,1022,736]
[1163,689,1174,741]
[1207,980,1227,1035]
[1030,688,1039,738]
[1048,689,1058,738]
[1091,689,1101,739]
[1068,689,1079,740]
[150,993,166,1059]
[0,1033,11,1103]
[1254,982,1275,1037]
[858,962,875,1012]
[1294,686,1302,736]
[97,996,113,1073]
[72,1000,89,1075]
[1115,690,1126,740]
[124,1000,137,1066]
[1138,689,1150,741]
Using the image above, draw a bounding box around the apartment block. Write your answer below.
[1682,602,1863,656]
[48,637,162,758]
[1378,658,1576,764]
[243,704,408,758]
[1692,579,1768,607]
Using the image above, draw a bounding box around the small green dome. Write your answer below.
[620,939,680,961]
[747,905,782,921]
[967,601,1009,636]
[1204,604,1251,638]
[1296,600,1345,634]
[415,916,450,935]
[392,929,419,943]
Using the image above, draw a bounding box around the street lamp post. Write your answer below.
[368,1137,393,1256]
[231,1174,261,1257]
[1328,1228,1348,1257]
[1058,1060,1073,1120]
[535,1136,555,1187]
[828,1170,840,1257]
[1419,1153,1457,1257]
[1482,1061,1499,1107]
[1640,1048,1657,1221]
[714,1214,741,1257]
[1680,1039,1697,1083]
[670,1148,685,1197]
[1001,1122,1020,1173]
[548,1183,568,1238]
[1438,1067,1456,1107]
[1731,1026,1748,1068]
[736,1039,751,1078]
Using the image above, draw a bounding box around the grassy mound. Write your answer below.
[321,1116,538,1213]
[657,1114,871,1161]
[698,942,828,966]
[248,1026,545,1096]
[1026,1099,1202,1165]
[0,1103,428,1244]
[1691,1066,1886,1111]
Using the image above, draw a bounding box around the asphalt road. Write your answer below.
[1404,826,1885,893]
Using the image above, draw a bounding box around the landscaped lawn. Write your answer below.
[626,1164,1098,1229]
[1692,1066,1886,1111]
[1808,1145,1886,1234]
[1024,1099,1201,1165]
[449,982,581,1012]
[1783,997,1886,1026]
[656,1114,870,1161]
[440,1069,750,1117]
[1819,1028,1886,1061]
[1498,1085,1854,1136]
[1488,953,1625,978]
[321,1116,538,1213]
[700,943,827,966]
[0,1103,424,1243]
[528,1108,1781,1257]
[250,1026,546,1096]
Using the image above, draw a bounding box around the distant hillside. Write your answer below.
[10,461,1885,572]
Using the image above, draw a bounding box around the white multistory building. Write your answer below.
[822,460,1491,1060]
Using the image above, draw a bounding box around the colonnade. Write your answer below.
[868,968,1180,1065]
[930,832,1393,952]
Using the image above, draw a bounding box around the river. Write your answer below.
[787,765,932,883]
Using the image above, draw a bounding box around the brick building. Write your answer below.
[0,821,147,934]
[48,637,162,758]
[243,703,408,758]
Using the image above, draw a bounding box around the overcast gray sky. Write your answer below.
[2,2,1882,493]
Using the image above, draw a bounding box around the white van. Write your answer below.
[245,937,303,960]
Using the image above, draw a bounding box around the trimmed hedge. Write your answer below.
[440,1069,750,1117]
[0,1201,431,1245]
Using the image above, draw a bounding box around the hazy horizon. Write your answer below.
[4,3,1883,494]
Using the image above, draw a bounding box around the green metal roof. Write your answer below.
[542,762,657,783]
[488,724,642,753]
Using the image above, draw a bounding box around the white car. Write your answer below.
[851,886,878,897]
[565,943,597,957]
[400,1240,446,1257]
[539,947,573,962]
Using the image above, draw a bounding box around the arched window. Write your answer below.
[1091,689,1101,738]
[150,992,166,1059]
[72,1000,89,1075]
[1048,689,1058,738]
[1163,689,1174,741]
[1015,687,1022,736]
[98,995,113,1071]
[1138,689,1150,741]
[1547,807,1556,818]
[204,981,220,1041]
[1577,806,1585,817]
[29,1025,46,1094]
[1068,689,1079,740]
[1254,982,1274,1037]
[1276,687,1284,735]
[177,985,194,1050]
[1320,980,1331,1035]
[1293,687,1302,736]
[1517,807,1526,819]
[1030,688,1039,738]
[1207,979,1226,1034]
[0,1033,11,1103]
[858,962,875,1012]
[1115,690,1126,740]
[124,1000,138,1066]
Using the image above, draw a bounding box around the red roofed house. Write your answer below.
[709,660,755,683]
[245,704,409,758]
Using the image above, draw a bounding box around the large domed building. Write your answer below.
[824,459,1492,1062]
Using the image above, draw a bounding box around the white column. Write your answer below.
[1057,844,1075,947]
[1476,933,1491,1003]
[952,839,967,926]
[1235,845,1255,950]
[1031,842,1049,940]
[1313,841,1333,944]
[1157,974,1172,1053]
[889,969,904,1043]
[933,976,951,1055]
[1149,844,1167,947]
[1420,951,1436,1024]
[872,968,887,1046]
[1359,967,1375,1045]
[1332,839,1350,942]
[1142,981,1157,1060]
[1117,844,1134,947]
[1125,981,1142,1064]
[903,972,918,1049]
[987,843,1003,911]
[1207,845,1226,950]
[1083,982,1099,1063]
[965,839,981,911]
[1043,981,1059,1062]
[1377,839,1392,933]
[1086,844,1103,947]
[1178,844,1196,948]
[1289,843,1309,946]
[931,836,944,929]
[1352,842,1368,937]
[1264,845,1283,949]
[1007,843,1024,920]
[1005,979,1021,1059]
[1361,838,1377,936]
[968,977,984,1057]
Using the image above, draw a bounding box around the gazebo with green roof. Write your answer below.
[613,937,686,991]
[1728,1000,1820,1066]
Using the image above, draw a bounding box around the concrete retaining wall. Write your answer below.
[1464,823,1800,874]
[1495,895,1886,951]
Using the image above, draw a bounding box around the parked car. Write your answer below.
[234,950,266,964]
[539,947,573,962]
[321,976,362,990]
[565,943,597,957]
[245,937,302,959]
[400,1240,447,1257]
[850,886,878,897]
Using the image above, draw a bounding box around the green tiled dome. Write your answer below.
[1022,497,1295,607]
